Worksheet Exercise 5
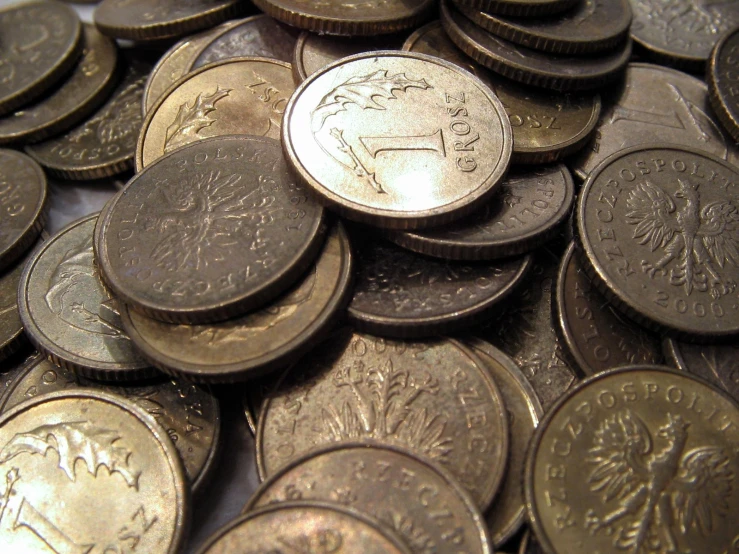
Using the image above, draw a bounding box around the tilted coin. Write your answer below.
[554,242,663,376]
[25,53,153,181]
[391,165,574,260]
[242,375,278,436]
[571,63,739,179]
[455,0,632,55]
[525,366,739,554]
[441,0,631,91]
[453,0,578,17]
[283,50,513,229]
[99,136,326,324]
[0,24,118,146]
[1,352,42,397]
[0,390,188,553]
[198,501,412,554]
[137,57,295,170]
[257,329,510,511]
[119,223,352,382]
[708,27,739,142]
[94,0,246,41]
[247,443,494,554]
[0,150,47,273]
[0,355,220,492]
[518,530,544,554]
[631,0,739,71]
[251,0,436,36]
[0,251,36,362]
[577,145,739,341]
[18,214,151,380]
[0,1,82,116]
[403,21,601,165]
[348,237,531,337]
[466,339,543,548]
[663,339,739,403]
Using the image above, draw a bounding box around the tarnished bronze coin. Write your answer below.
[442,0,631,91]
[198,501,412,554]
[0,1,82,116]
[466,339,543,548]
[663,339,739,403]
[403,21,601,165]
[18,215,151,380]
[555,242,663,376]
[525,366,739,554]
[0,150,46,273]
[454,0,578,17]
[247,443,494,554]
[94,0,246,41]
[25,53,152,181]
[137,57,295,170]
[577,145,739,341]
[257,329,509,511]
[391,165,574,260]
[571,63,739,179]
[99,136,326,324]
[348,237,531,337]
[0,248,38,362]
[0,25,118,146]
[0,356,220,492]
[251,0,435,36]
[283,50,513,230]
[119,223,352,382]
[0,389,188,553]
[708,27,739,142]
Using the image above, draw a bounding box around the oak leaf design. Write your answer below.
[164,86,232,153]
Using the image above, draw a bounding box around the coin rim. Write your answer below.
[291,31,312,84]
[708,28,739,143]
[452,0,579,17]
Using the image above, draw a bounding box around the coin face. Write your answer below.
[248,443,493,554]
[0,150,46,272]
[577,145,739,341]
[403,21,601,164]
[0,1,82,116]
[100,136,326,324]
[708,27,739,142]
[391,165,574,260]
[18,215,151,379]
[119,223,352,382]
[663,339,739,403]
[555,242,663,376]
[0,390,188,553]
[525,366,739,554]
[257,330,510,511]
[284,50,512,229]
[571,63,739,179]
[199,501,412,554]
[454,0,579,17]
[137,57,295,170]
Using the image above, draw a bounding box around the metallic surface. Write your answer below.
[663,339,739,403]
[708,27,739,142]
[0,248,36,362]
[453,0,579,17]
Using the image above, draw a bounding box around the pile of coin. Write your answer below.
[1,0,738,553]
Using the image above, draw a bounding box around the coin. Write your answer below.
[525,365,739,554]
[571,63,739,179]
[198,501,412,554]
[0,150,47,273]
[0,389,189,553]
[453,0,578,17]
[708,27,739,142]
[441,0,631,92]
[242,376,277,436]
[119,222,352,382]
[247,442,494,554]
[137,57,295,170]
[250,0,436,36]
[663,339,739,403]
[283,50,513,229]
[554,242,663,376]
[577,145,739,341]
[0,1,82,116]
[390,165,574,260]
[455,0,632,55]
[0,252,35,362]
[94,0,246,41]
[18,214,152,379]
[466,339,543,547]
[25,53,152,181]
[348,237,531,337]
[631,0,739,71]
[257,329,510,511]
[517,530,544,554]
[99,136,326,324]
[403,21,601,165]
[1,352,42,397]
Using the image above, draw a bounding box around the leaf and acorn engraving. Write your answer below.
[164,86,232,154]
